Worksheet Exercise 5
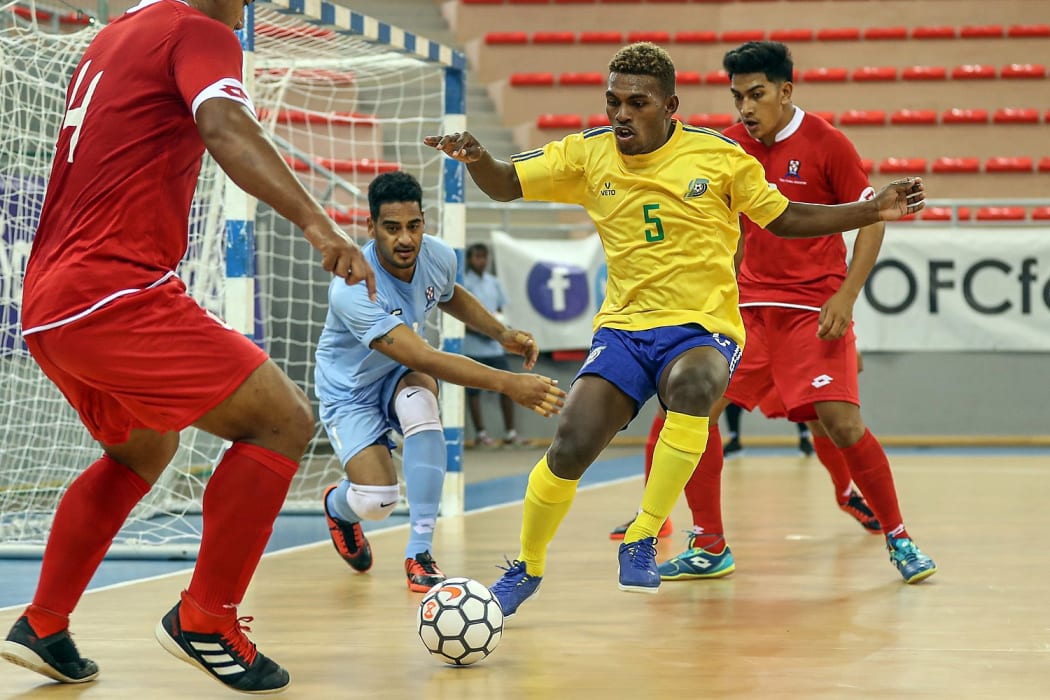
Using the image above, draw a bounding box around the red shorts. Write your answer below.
[25,278,268,445]
[725,306,859,423]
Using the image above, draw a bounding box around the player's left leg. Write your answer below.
[609,410,672,540]
[806,419,881,533]
[814,401,936,583]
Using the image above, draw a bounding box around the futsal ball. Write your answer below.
[417,577,503,666]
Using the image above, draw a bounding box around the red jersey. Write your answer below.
[723,109,874,308]
[22,0,254,333]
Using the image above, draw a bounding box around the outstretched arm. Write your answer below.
[767,177,925,239]
[196,98,376,297]
[438,285,540,370]
[370,325,564,416]
[424,131,523,202]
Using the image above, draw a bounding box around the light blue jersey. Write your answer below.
[462,269,508,359]
[314,235,457,460]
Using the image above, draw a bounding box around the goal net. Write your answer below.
[0,0,463,556]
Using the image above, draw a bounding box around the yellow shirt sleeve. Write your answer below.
[729,150,790,228]
[512,133,590,205]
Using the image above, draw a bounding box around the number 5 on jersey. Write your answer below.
[643,203,664,242]
[62,60,104,163]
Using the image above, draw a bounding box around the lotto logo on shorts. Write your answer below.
[811,374,833,388]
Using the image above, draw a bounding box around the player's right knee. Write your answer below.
[346,482,400,521]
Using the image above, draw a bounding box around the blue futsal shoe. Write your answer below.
[886,536,937,583]
[658,534,736,580]
[489,559,542,618]
[617,537,660,593]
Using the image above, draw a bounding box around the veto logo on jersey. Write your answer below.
[600,181,617,196]
[684,178,709,199]
[811,374,833,388]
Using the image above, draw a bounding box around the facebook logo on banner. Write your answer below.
[526,262,589,321]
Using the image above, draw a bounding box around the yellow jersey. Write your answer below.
[512,120,789,345]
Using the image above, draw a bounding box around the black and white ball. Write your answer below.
[417,577,503,666]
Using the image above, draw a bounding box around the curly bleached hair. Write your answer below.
[608,42,676,96]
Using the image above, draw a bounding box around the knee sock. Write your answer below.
[839,429,908,539]
[184,442,298,629]
[682,423,726,551]
[402,429,447,559]
[625,411,708,543]
[643,413,664,483]
[27,455,150,637]
[518,456,578,576]
[812,435,854,503]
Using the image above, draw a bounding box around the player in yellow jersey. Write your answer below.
[424,42,925,615]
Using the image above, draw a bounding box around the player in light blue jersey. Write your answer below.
[315,171,566,592]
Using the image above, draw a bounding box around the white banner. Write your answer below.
[850,227,1050,352]
[491,227,1050,353]
[491,231,605,351]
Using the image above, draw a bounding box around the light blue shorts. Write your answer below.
[319,368,411,465]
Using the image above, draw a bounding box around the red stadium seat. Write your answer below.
[976,207,1027,221]
[879,157,927,174]
[852,66,897,81]
[811,110,836,124]
[554,0,598,4]
[769,29,814,42]
[1032,206,1050,220]
[687,113,735,129]
[559,72,604,86]
[536,114,583,129]
[985,156,1034,172]
[816,28,860,41]
[941,108,988,124]
[508,0,549,4]
[1007,24,1050,38]
[1000,64,1047,79]
[587,114,611,127]
[674,30,718,44]
[676,71,702,85]
[839,109,886,125]
[911,26,956,39]
[509,72,555,86]
[315,158,400,174]
[951,64,996,80]
[720,30,765,43]
[484,32,528,45]
[1039,157,1050,173]
[993,108,1040,124]
[628,30,671,44]
[863,26,908,40]
[579,31,623,44]
[932,157,980,173]
[891,109,937,125]
[461,0,503,4]
[532,31,575,44]
[802,67,848,83]
[959,25,1004,38]
[902,65,948,81]
[921,206,971,221]
[325,207,370,225]
[704,70,730,85]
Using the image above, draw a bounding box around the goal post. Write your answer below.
[0,0,467,557]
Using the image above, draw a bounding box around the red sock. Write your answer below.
[683,424,725,550]
[185,442,298,626]
[840,429,908,539]
[812,435,853,503]
[643,414,664,484]
[28,455,150,637]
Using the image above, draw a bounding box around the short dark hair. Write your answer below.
[722,41,793,84]
[609,42,676,96]
[466,242,489,258]
[368,170,423,220]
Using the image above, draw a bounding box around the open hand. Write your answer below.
[874,177,926,221]
[423,132,486,163]
[500,328,540,370]
[508,374,566,417]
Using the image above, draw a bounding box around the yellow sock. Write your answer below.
[518,456,579,576]
[624,411,709,543]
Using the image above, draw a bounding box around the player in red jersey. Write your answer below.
[0,0,375,692]
[657,41,936,584]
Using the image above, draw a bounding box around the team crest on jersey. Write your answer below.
[684,178,709,199]
[600,181,616,196]
[785,159,802,179]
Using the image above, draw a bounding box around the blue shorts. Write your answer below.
[575,325,742,416]
[319,367,412,465]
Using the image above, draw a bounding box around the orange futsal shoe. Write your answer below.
[405,551,446,592]
[609,515,673,540]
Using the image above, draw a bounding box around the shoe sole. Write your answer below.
[154,621,288,695]
[903,566,938,584]
[0,641,99,684]
[617,583,660,594]
[498,589,539,620]
[659,565,736,581]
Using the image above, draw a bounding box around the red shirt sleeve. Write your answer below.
[169,13,250,117]
[822,128,874,203]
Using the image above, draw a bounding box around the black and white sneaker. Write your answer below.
[155,601,289,694]
[1,616,99,683]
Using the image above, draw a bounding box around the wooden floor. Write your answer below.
[2,451,1049,699]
